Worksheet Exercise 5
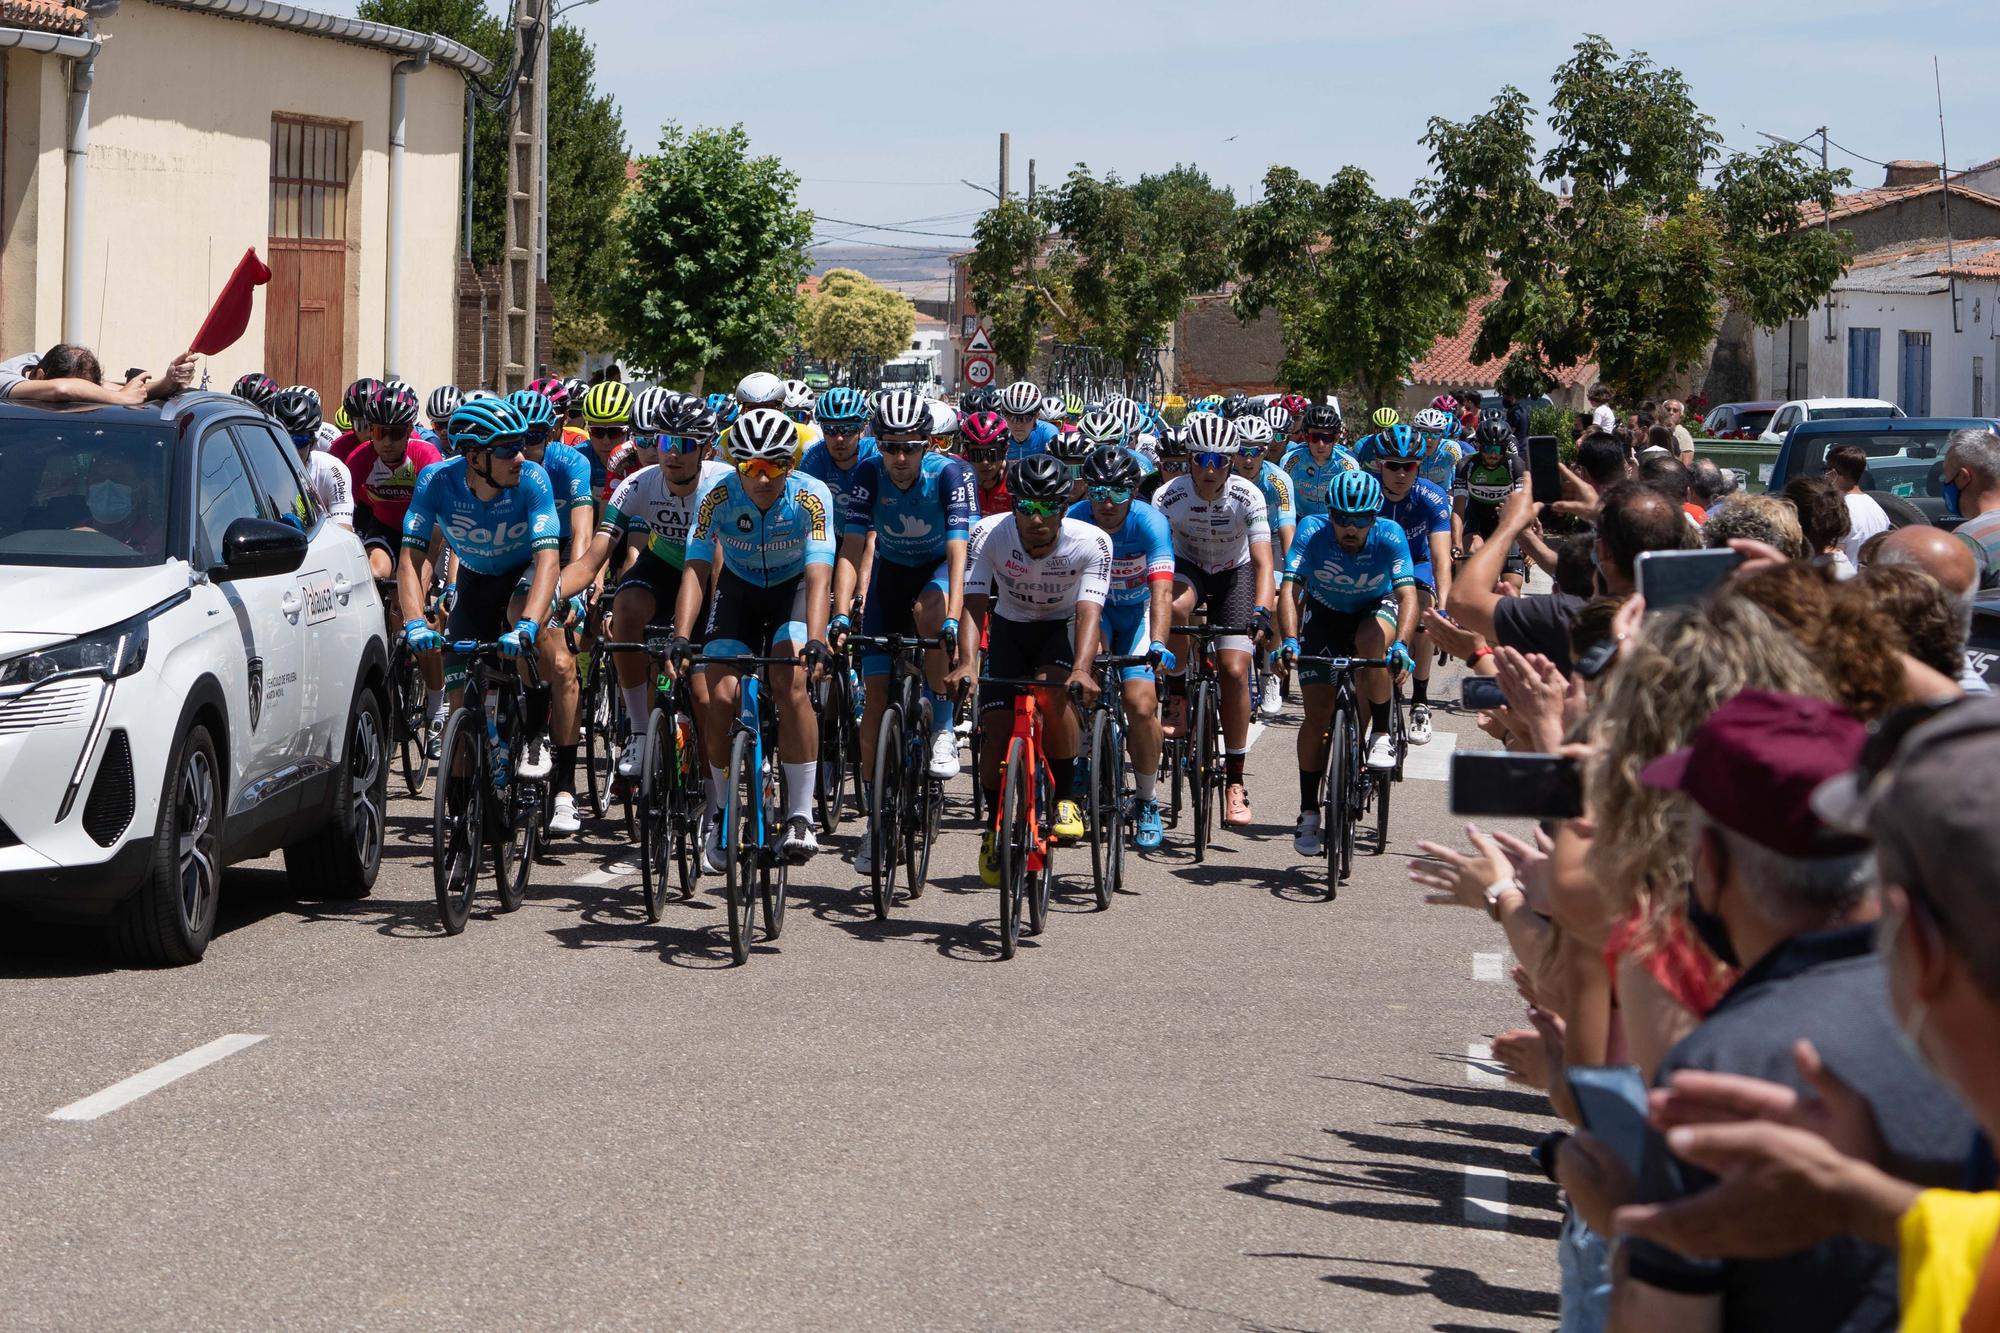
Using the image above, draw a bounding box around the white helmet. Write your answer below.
[927,401,959,437]
[285,383,321,407]
[872,389,930,436]
[1038,395,1066,423]
[1183,412,1237,455]
[634,386,678,435]
[998,380,1042,416]
[1233,415,1275,447]
[736,371,785,407]
[782,378,813,412]
[1412,405,1452,433]
[730,407,799,463]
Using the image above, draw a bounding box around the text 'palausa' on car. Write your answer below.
[0,392,389,963]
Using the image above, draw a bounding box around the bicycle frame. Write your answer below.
[982,677,1062,872]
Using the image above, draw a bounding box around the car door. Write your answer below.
[1763,405,1800,444]
[194,425,305,808]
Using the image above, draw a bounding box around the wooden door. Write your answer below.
[265,116,351,402]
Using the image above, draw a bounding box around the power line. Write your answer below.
[811,234,961,254]
[812,214,974,239]
[1825,136,1894,170]
[802,176,964,186]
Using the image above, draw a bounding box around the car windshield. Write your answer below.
[1792,429,1954,501]
[881,362,928,385]
[1809,405,1900,421]
[1736,409,1776,434]
[0,422,175,567]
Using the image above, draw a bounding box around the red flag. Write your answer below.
[188,247,272,357]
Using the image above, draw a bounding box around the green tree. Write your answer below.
[966,198,1056,379]
[1419,35,1849,401]
[607,123,814,391]
[1233,165,1478,405]
[544,22,627,366]
[802,268,916,364]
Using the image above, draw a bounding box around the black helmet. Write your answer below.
[273,388,321,441]
[1301,403,1344,434]
[1475,417,1513,450]
[1008,453,1071,503]
[1219,392,1253,420]
[1046,427,1091,462]
[661,398,718,443]
[1081,444,1142,491]
[232,373,279,410]
[1157,425,1188,458]
[960,386,1000,415]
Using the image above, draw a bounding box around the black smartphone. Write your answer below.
[1449,751,1583,819]
[1635,548,1744,610]
[1462,676,1505,712]
[1527,435,1562,505]
[1566,1064,1652,1175]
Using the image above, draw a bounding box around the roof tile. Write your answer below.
[1410,283,1596,390]
[1800,178,2000,226]
[0,1,87,34]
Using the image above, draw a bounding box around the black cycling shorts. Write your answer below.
[702,565,810,660]
[1172,559,1256,654]
[979,613,1074,717]
[356,506,403,560]
[1297,600,1379,686]
[615,548,686,623]
[860,556,948,676]
[443,562,530,688]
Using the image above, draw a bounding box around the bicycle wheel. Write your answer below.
[1085,709,1117,910]
[761,756,787,941]
[813,673,850,836]
[396,651,431,798]
[671,712,702,900]
[867,706,904,920]
[724,729,758,964]
[1026,763,1053,937]
[997,738,1028,960]
[431,707,482,934]
[1374,708,1394,856]
[1339,708,1361,883]
[638,707,671,923]
[969,713,987,825]
[1191,680,1215,862]
[1164,734,1184,829]
[581,663,611,818]
[1324,707,1350,896]
[901,699,934,901]
[491,772,537,915]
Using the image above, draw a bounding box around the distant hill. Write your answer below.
[811,244,955,303]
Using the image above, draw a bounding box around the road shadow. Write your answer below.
[795,874,1019,963]
[1246,1254,1557,1325]
[1223,1150,1560,1241]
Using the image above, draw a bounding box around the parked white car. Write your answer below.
[1758,397,1904,444]
[0,394,390,963]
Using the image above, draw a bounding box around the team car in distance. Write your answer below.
[0,394,389,963]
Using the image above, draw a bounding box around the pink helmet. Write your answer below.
[1431,394,1459,413]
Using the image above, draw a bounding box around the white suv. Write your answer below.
[0,394,390,963]
[1758,397,1904,444]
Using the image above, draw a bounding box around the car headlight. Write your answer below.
[0,615,149,689]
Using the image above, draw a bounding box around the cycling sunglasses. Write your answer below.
[289,432,316,450]
[1240,446,1265,459]
[1305,430,1341,444]
[1001,409,1038,421]
[1062,462,1084,480]
[821,422,864,438]
[877,435,927,455]
[1087,485,1132,505]
[1013,498,1064,518]
[588,426,629,440]
[1380,459,1420,473]
[736,456,793,482]
[967,447,1005,464]
[1192,451,1229,470]
[663,434,708,454]
[484,440,526,460]
[1329,512,1376,529]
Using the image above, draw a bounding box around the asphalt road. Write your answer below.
[2,660,1561,1331]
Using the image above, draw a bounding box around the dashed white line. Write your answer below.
[1472,952,1505,982]
[572,862,638,886]
[1462,1165,1509,1228]
[1400,730,1458,781]
[48,1034,267,1122]
[1464,1041,1506,1086]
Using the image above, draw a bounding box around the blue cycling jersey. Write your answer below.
[1251,459,1297,533]
[798,435,880,535]
[1067,497,1175,610]
[1280,446,1360,519]
[401,456,562,576]
[1355,435,1460,493]
[1380,478,1453,578]
[844,451,977,566]
[1005,420,1058,463]
[533,441,595,542]
[1284,515,1417,612]
[686,469,836,587]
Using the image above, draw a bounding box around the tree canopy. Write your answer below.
[802,268,916,365]
[965,199,1056,380]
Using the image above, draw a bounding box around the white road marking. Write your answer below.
[1400,730,1458,781]
[1464,1041,1506,1086]
[48,1034,267,1122]
[572,862,638,886]
[1472,952,1505,982]
[1245,721,1266,753]
[1462,1165,1510,1228]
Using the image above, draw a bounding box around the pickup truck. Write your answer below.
[1767,416,2000,525]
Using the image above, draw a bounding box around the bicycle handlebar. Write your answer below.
[1290,655,1393,670]
[844,633,946,652]
[1092,653,1155,668]
[1170,623,1263,637]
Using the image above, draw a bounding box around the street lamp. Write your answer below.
[961,178,1001,203]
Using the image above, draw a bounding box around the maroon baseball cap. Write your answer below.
[1639,690,1871,858]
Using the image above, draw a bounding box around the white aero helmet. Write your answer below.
[735,371,786,407]
[782,377,813,411]
[998,380,1042,416]
[927,401,959,437]
[872,388,930,436]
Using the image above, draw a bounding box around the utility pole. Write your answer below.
[498,0,545,391]
[998,132,1010,203]
[1028,158,1036,203]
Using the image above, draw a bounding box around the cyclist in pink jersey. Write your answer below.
[339,383,445,580]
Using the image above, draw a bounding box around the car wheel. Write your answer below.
[286,684,388,899]
[1868,490,1932,530]
[108,723,223,966]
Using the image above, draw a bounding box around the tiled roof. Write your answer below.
[1833,236,2000,292]
[0,0,87,34]
[1410,283,1596,390]
[1800,178,2000,226]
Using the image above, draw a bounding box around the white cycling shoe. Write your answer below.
[516,736,552,781]
[616,736,646,779]
[1293,810,1323,857]
[1259,674,1283,718]
[547,791,581,837]
[928,729,962,779]
[1366,733,1398,771]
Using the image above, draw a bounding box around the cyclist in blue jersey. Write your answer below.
[1408,405,1464,493]
[504,390,599,834]
[399,397,564,780]
[1070,446,1176,848]
[1231,415,1297,719]
[1282,403,1359,520]
[1372,424,1455,748]
[829,390,976,874]
[1278,470,1419,855]
[671,408,836,865]
[998,379,1057,461]
[799,386,881,618]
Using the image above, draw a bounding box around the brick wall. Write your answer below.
[1173,294,1284,395]
[454,261,560,388]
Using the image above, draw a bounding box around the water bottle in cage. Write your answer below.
[485,693,510,789]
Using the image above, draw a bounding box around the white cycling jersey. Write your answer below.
[1153,472,1271,574]
[965,513,1112,623]
[313,421,342,453]
[603,460,731,566]
[301,449,354,527]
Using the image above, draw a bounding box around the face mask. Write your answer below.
[89,480,133,525]
[1687,838,1741,968]
[1941,477,1962,518]
[1876,902,1935,1068]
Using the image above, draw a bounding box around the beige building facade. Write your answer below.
[0,0,487,403]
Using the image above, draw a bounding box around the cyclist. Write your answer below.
[397,398,563,778]
[954,454,1112,882]
[926,399,958,454]
[998,380,1057,461]
[578,380,635,503]
[782,378,815,423]
[1153,412,1276,828]
[1231,415,1296,719]
[830,390,978,874]
[1405,405,1464,493]
[565,399,730,782]
[1451,418,1527,592]
[1282,403,1359,521]
[426,385,463,439]
[1069,445,1175,849]
[1047,423,1092,505]
[339,381,443,582]
[959,409,1011,515]
[274,388,352,529]
[799,385,880,620]
[232,373,279,412]
[1370,424,1454,747]
[671,407,835,866]
[1278,470,1419,854]
[1370,406,1401,432]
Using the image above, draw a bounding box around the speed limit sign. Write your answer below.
[963,355,994,387]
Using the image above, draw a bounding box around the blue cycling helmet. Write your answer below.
[507,388,560,440]
[1376,423,1424,461]
[815,386,869,426]
[1328,469,1384,517]
[446,397,527,452]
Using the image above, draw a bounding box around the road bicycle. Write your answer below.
[599,628,703,922]
[431,642,547,934]
[697,652,798,965]
[980,675,1064,960]
[575,593,631,829]
[1079,653,1153,909]
[811,640,863,838]
[1293,654,1399,895]
[1163,622,1257,862]
[849,632,945,920]
[377,574,448,798]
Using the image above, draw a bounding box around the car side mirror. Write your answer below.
[213,516,307,582]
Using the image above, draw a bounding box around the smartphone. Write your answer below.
[1635,548,1744,610]
[1462,676,1506,712]
[1449,751,1583,819]
[1566,1064,1652,1175]
[1527,435,1562,505]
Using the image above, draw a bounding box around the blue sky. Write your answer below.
[334,0,2000,255]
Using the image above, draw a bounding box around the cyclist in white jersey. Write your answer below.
[274,389,353,528]
[1151,412,1276,828]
